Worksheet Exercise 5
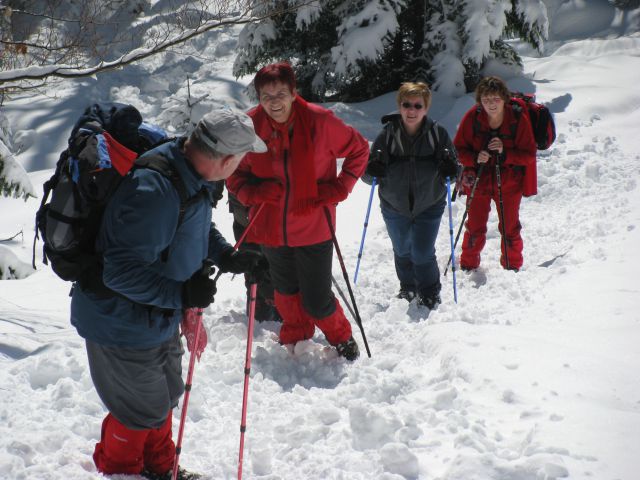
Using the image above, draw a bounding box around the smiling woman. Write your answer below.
[361,81,460,309]
[226,62,370,361]
[453,75,537,272]
[258,84,296,124]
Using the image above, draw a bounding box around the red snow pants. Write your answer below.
[275,291,352,346]
[93,412,175,475]
[460,188,524,270]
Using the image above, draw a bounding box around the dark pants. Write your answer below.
[232,220,279,321]
[263,240,336,319]
[381,200,445,297]
[86,333,184,429]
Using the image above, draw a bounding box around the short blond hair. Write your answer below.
[397,82,432,110]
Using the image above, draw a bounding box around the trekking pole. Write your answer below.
[331,274,356,320]
[353,177,377,284]
[445,177,458,303]
[444,163,485,276]
[173,260,213,480]
[173,308,202,480]
[173,203,266,480]
[212,203,266,283]
[238,282,258,480]
[495,157,510,270]
[323,207,371,358]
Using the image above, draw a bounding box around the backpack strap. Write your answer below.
[508,99,524,140]
[427,121,440,154]
[473,103,520,142]
[384,119,440,162]
[133,154,209,262]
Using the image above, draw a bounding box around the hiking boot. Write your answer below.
[417,292,441,310]
[335,336,360,361]
[254,301,283,323]
[140,466,201,480]
[396,287,416,302]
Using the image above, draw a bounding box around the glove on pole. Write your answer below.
[238,282,258,480]
[445,177,458,303]
[213,203,266,283]
[323,206,371,358]
[495,157,510,270]
[353,177,377,284]
[444,163,485,276]
[174,203,266,480]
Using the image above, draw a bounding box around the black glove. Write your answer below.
[246,256,270,284]
[182,267,217,309]
[437,148,459,179]
[219,250,267,275]
[366,161,387,178]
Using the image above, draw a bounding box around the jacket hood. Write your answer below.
[381,111,401,124]
[380,112,435,134]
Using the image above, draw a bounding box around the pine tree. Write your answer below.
[0,111,35,201]
[233,0,550,100]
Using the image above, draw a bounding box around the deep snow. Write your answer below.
[1,10,639,480]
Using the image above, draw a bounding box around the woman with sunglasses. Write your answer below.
[453,76,537,272]
[363,82,459,309]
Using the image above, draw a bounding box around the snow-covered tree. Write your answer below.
[233,0,550,100]
[0,109,34,200]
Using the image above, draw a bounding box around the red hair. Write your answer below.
[254,62,296,96]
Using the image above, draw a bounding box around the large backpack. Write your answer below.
[472,92,556,151]
[32,103,202,294]
[509,92,556,150]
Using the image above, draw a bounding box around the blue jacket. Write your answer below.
[71,138,232,347]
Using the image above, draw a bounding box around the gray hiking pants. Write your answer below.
[86,332,184,430]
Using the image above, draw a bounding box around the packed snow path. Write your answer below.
[1,34,639,480]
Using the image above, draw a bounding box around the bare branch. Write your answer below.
[0,2,307,87]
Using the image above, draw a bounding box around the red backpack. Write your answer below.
[510,92,556,150]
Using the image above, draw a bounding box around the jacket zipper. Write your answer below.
[409,136,417,217]
[282,149,290,246]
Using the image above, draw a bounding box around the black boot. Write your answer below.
[396,286,416,302]
[417,292,441,310]
[335,336,360,361]
[140,466,201,480]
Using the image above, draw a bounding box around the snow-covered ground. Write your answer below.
[1,15,639,480]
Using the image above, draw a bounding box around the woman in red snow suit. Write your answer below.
[226,62,369,361]
[453,76,537,271]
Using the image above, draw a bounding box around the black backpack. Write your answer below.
[510,92,556,150]
[32,103,204,295]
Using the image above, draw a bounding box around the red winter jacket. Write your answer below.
[226,99,369,247]
[454,102,537,197]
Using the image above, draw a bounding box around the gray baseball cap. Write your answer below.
[193,107,267,155]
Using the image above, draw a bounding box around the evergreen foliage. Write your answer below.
[233,0,549,101]
[0,112,35,200]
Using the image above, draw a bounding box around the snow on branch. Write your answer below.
[331,0,403,77]
[463,0,511,64]
[0,1,312,88]
[0,139,36,200]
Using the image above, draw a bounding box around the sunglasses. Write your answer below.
[401,102,424,110]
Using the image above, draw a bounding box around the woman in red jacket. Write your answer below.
[226,62,369,360]
[453,76,537,271]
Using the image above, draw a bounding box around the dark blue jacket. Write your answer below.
[71,138,232,347]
